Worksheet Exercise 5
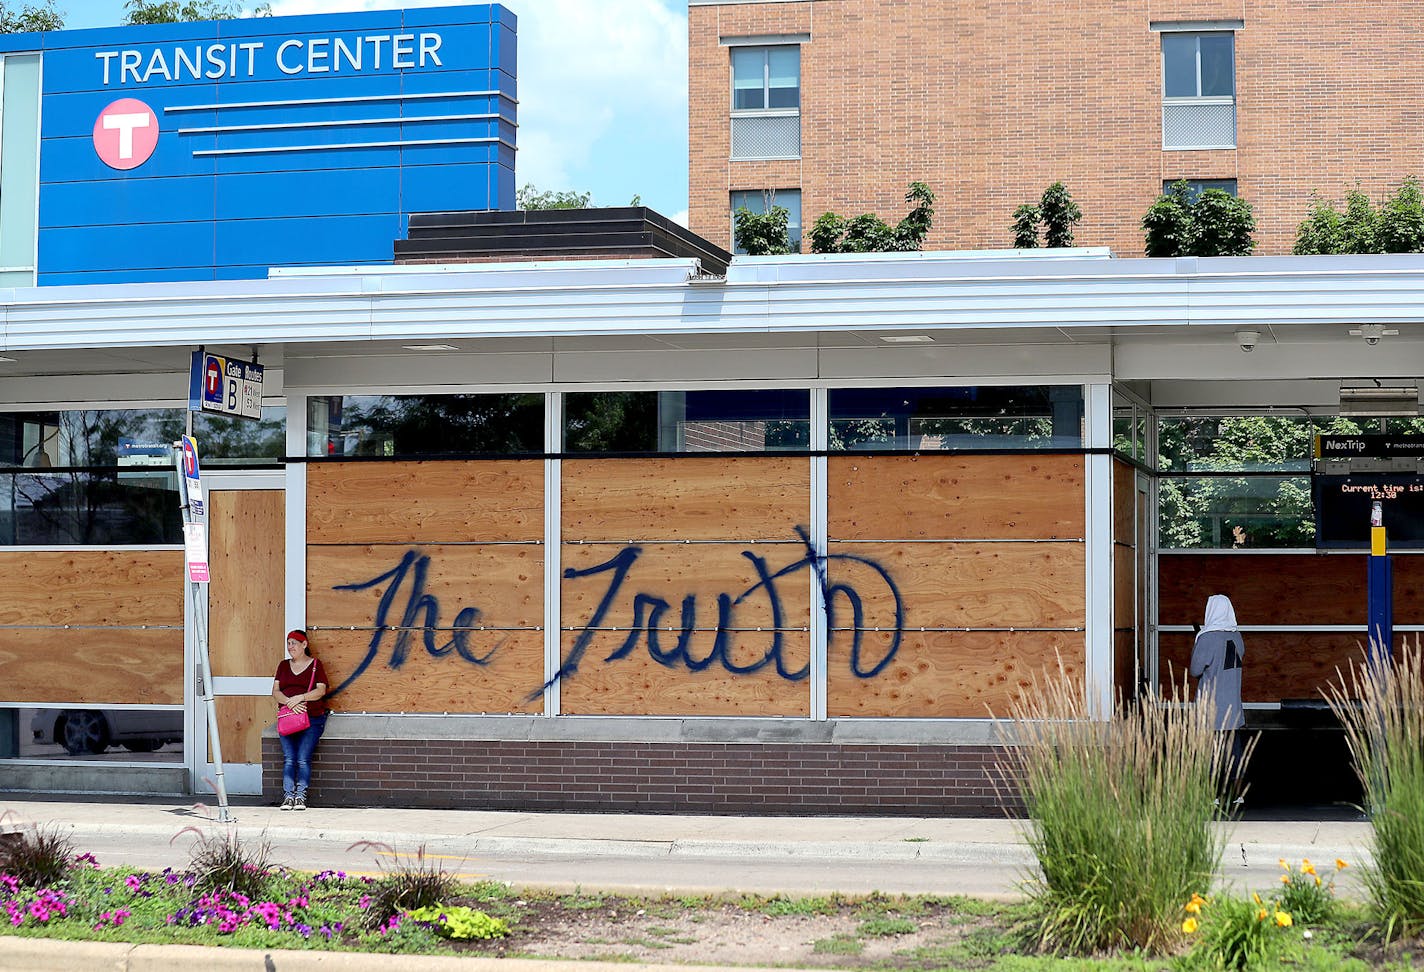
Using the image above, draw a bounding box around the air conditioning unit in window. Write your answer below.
[1339,380,1420,417]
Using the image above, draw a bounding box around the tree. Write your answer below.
[515,185,644,211]
[0,0,62,32]
[1011,204,1041,249]
[1011,182,1083,249]
[808,182,935,254]
[733,204,793,256]
[1295,178,1424,255]
[516,185,592,211]
[123,0,270,23]
[1142,181,1255,257]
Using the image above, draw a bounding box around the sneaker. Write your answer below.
[279,796,295,811]
[293,796,307,811]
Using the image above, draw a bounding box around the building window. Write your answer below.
[0,54,41,288]
[1161,31,1235,150]
[827,386,1084,452]
[564,390,810,454]
[307,394,544,458]
[1162,179,1238,200]
[730,45,800,160]
[730,189,802,254]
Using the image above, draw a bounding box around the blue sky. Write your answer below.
[59,0,692,222]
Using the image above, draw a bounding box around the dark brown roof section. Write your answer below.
[395,207,731,276]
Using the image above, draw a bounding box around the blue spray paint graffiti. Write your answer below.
[326,528,903,701]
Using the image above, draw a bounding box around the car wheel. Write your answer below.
[121,739,163,753]
[60,711,110,756]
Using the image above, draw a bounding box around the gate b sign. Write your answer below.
[188,350,264,422]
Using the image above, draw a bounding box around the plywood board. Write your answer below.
[209,490,285,678]
[561,543,813,634]
[0,550,183,626]
[1113,459,1136,544]
[562,457,811,542]
[823,542,1085,629]
[828,454,1085,541]
[1114,544,1135,629]
[1158,554,1402,625]
[0,628,183,705]
[1158,632,1368,703]
[213,696,267,765]
[827,630,1083,718]
[558,630,811,716]
[1114,630,1135,700]
[312,628,543,714]
[307,461,543,544]
[308,544,544,630]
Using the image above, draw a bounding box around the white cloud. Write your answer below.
[264,0,689,209]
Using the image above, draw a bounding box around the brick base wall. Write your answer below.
[262,738,1014,816]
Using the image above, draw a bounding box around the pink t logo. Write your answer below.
[92,98,159,170]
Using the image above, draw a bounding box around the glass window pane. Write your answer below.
[767,46,799,108]
[0,55,41,275]
[565,390,810,453]
[1157,415,1368,473]
[828,386,1083,451]
[194,406,286,464]
[1198,33,1234,96]
[731,48,766,110]
[0,410,184,468]
[3,706,184,762]
[1159,474,1313,549]
[1162,33,1199,97]
[730,189,801,254]
[0,470,182,544]
[311,394,543,458]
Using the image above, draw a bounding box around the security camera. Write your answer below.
[1235,329,1260,353]
[1353,324,1393,346]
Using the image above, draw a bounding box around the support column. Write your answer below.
[1083,382,1114,720]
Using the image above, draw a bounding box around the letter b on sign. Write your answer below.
[92,98,159,170]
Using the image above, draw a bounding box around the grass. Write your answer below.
[1327,638,1424,942]
[858,916,917,936]
[0,817,75,889]
[812,934,863,955]
[1000,665,1235,955]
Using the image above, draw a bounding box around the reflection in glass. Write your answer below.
[195,406,286,464]
[0,471,181,544]
[310,395,543,457]
[1159,474,1312,549]
[0,707,183,762]
[1157,415,1370,473]
[564,390,810,453]
[828,386,1083,451]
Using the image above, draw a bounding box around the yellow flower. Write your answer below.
[1336,859,1348,870]
[1302,862,1317,876]
[1185,900,1202,914]
[1281,875,1292,884]
[1279,858,1288,869]
[1302,858,1312,869]
[1182,917,1200,934]
[1314,876,1322,887]
[1252,892,1263,905]
[1275,911,1293,928]
[1257,908,1269,922]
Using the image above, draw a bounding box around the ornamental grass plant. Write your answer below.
[1326,638,1424,940]
[999,667,1237,955]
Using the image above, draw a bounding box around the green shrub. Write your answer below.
[1276,857,1344,925]
[1184,892,1293,971]
[1000,667,1233,954]
[858,916,916,936]
[405,904,508,940]
[1326,639,1424,940]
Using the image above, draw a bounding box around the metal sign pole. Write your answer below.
[173,436,232,824]
[1367,500,1394,670]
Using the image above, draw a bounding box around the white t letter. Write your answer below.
[103,112,151,160]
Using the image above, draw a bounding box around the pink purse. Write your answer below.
[277,662,317,736]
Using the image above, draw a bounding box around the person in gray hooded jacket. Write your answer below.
[1190,593,1246,803]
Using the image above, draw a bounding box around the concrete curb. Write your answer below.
[0,937,841,972]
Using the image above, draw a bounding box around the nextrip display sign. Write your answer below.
[188,349,263,421]
[6,4,516,285]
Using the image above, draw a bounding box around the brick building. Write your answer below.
[688,0,1424,256]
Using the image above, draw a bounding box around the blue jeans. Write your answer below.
[278,713,327,798]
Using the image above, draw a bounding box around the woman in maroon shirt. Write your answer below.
[272,629,329,811]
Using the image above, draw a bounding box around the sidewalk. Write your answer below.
[0,794,1374,879]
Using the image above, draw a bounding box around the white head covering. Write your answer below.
[1198,593,1238,636]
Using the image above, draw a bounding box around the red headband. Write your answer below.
[287,630,308,643]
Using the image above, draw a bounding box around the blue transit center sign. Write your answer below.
[0,4,516,285]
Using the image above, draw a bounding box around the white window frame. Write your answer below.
[1155,23,1238,151]
[727,42,802,162]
